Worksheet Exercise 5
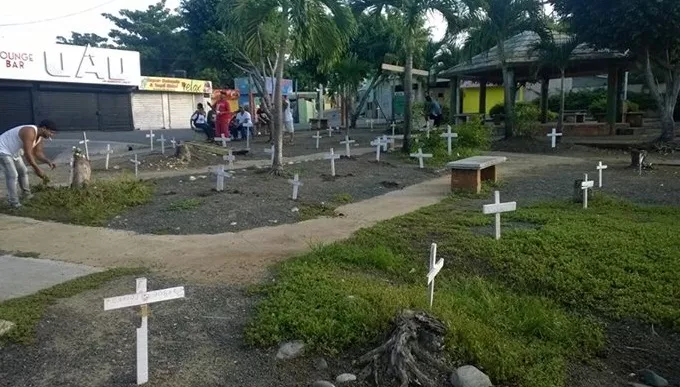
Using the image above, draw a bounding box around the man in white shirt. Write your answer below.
[0,120,57,208]
[235,106,253,140]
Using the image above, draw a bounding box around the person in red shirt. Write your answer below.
[213,91,232,138]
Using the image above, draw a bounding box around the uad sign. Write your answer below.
[0,42,141,86]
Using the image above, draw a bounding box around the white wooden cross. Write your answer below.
[380,134,391,152]
[104,278,185,386]
[581,173,594,209]
[424,120,433,138]
[105,144,114,170]
[409,148,433,169]
[244,122,253,150]
[156,134,167,155]
[170,137,177,149]
[130,154,141,178]
[426,243,444,308]
[223,149,236,169]
[441,125,459,156]
[214,165,231,191]
[264,144,275,164]
[214,133,230,148]
[312,131,322,149]
[482,191,517,240]
[368,118,374,130]
[146,130,155,151]
[288,173,303,200]
[340,135,355,157]
[390,121,397,137]
[327,127,334,138]
[370,137,387,161]
[596,161,608,188]
[325,148,340,176]
[547,128,562,149]
[79,132,90,160]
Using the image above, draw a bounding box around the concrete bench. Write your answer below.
[447,156,507,193]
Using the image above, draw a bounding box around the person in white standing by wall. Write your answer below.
[235,106,253,140]
[0,120,57,208]
[283,95,295,145]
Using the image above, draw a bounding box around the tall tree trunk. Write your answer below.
[501,65,515,138]
[350,74,384,128]
[272,15,288,171]
[558,68,566,132]
[643,50,680,142]
[403,52,413,153]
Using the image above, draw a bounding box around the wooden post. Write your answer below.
[479,78,488,117]
[607,66,619,134]
[540,75,550,124]
[449,76,459,123]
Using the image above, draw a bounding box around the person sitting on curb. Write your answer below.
[0,120,57,208]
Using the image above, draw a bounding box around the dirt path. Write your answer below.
[0,153,585,284]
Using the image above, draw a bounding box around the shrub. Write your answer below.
[513,102,541,137]
[489,103,505,117]
[455,117,492,150]
[548,89,607,112]
[588,98,608,116]
[625,100,640,112]
[628,92,657,112]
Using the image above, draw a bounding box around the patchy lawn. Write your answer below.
[246,192,680,387]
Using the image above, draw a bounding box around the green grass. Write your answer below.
[332,193,354,204]
[166,198,202,211]
[247,194,680,387]
[298,202,339,221]
[0,178,153,226]
[0,267,146,345]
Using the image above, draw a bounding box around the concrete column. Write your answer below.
[479,78,488,116]
[616,67,626,122]
[540,76,550,123]
[607,66,619,132]
[449,76,459,122]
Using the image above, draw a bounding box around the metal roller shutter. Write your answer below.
[132,92,165,130]
[98,93,133,131]
[36,91,98,131]
[0,89,33,134]
[168,93,195,129]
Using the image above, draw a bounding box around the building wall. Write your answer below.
[462,86,525,114]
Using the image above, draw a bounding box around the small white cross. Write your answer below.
[547,128,562,149]
[130,154,141,178]
[409,148,433,169]
[105,144,114,170]
[482,191,517,240]
[312,131,322,149]
[214,134,230,148]
[146,130,155,151]
[369,118,373,130]
[104,278,185,386]
[156,134,167,155]
[380,134,390,152]
[244,122,253,150]
[325,148,341,176]
[214,165,231,192]
[441,125,459,156]
[581,173,594,209]
[170,137,177,149]
[264,145,275,164]
[370,137,387,162]
[288,173,303,200]
[327,127,333,138]
[424,120,433,138]
[223,149,236,169]
[340,135,356,157]
[390,121,397,137]
[596,161,608,188]
[426,243,444,308]
[79,132,90,160]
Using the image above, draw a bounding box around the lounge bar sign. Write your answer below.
[139,76,212,94]
[0,41,141,86]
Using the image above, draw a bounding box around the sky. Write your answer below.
[0,0,448,46]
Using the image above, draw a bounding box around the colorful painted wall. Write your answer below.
[462,86,525,114]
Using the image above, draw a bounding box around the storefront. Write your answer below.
[132,77,212,130]
[0,41,141,133]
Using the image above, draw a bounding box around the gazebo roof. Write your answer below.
[440,31,630,81]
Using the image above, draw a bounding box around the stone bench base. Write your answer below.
[450,165,497,193]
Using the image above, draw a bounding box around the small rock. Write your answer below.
[311,381,335,387]
[189,176,197,181]
[291,207,299,213]
[335,373,357,384]
[639,370,668,387]
[0,320,15,336]
[313,357,328,370]
[269,220,279,224]
[450,365,492,387]
[113,165,120,170]
[230,222,237,226]
[199,175,207,179]
[276,341,305,360]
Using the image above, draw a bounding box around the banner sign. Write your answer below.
[139,76,212,94]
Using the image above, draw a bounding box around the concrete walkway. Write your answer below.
[0,152,585,285]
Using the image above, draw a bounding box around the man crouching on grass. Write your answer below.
[0,120,57,208]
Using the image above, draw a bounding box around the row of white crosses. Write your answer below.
[104,278,185,385]
[579,161,609,209]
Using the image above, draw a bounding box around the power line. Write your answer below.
[0,0,122,27]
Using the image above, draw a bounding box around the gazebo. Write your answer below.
[440,31,631,133]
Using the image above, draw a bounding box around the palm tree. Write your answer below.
[329,54,370,135]
[227,0,356,172]
[531,33,580,132]
[466,0,543,137]
[354,0,465,153]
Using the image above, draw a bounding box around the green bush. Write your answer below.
[628,92,657,112]
[548,89,607,112]
[588,98,608,115]
[625,100,640,112]
[455,117,492,150]
[513,102,541,137]
[489,103,505,117]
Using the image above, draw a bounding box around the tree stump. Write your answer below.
[175,143,191,163]
[356,310,449,387]
[71,152,91,188]
[631,148,647,167]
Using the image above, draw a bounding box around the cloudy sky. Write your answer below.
[0,0,447,46]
